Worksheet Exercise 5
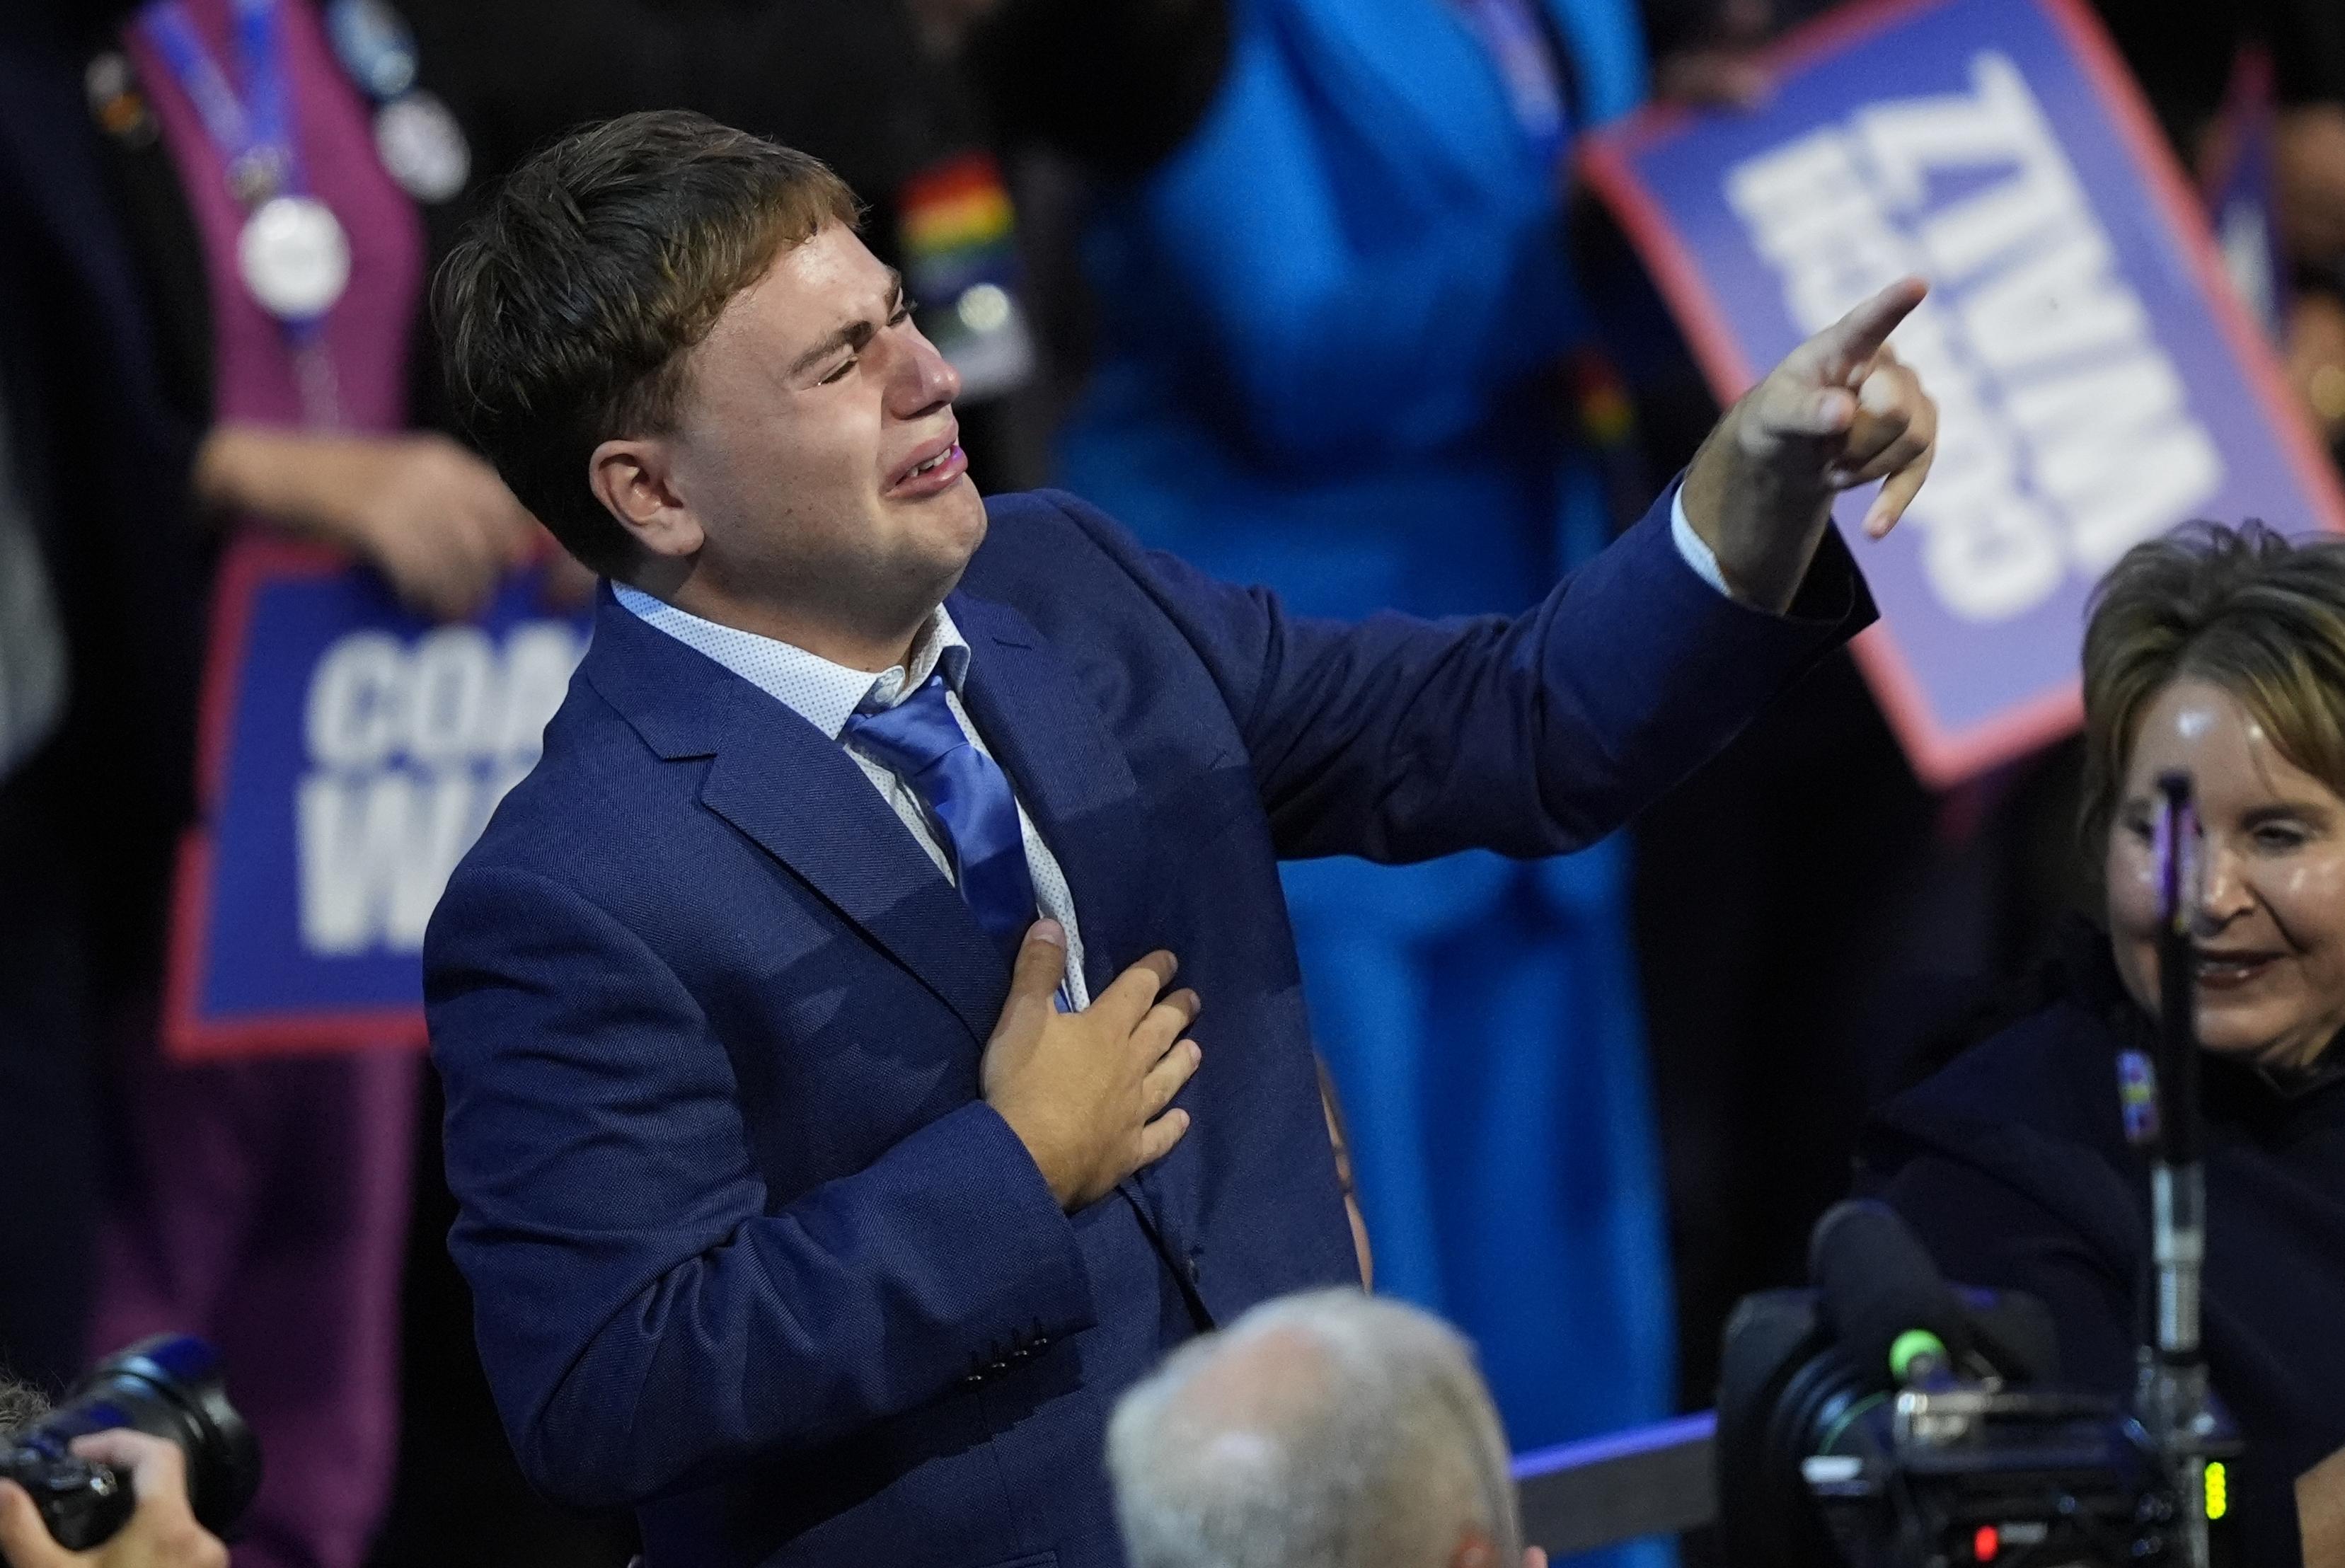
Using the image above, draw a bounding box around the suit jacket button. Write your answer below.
[1187,1256,1203,1284]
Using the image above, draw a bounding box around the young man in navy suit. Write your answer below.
[425,111,1935,1567]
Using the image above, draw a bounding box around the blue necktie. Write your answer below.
[843,672,1039,967]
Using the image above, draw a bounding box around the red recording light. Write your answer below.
[1973,1526,2000,1560]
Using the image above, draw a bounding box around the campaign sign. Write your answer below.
[1579,0,2345,785]
[165,542,591,1059]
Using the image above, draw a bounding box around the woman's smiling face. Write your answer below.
[2107,676,2345,1073]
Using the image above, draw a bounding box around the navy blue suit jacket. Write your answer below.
[424,485,1871,1567]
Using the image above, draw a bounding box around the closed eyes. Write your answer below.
[815,299,921,386]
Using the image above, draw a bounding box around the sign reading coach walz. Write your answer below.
[166,542,591,1059]
[1580,0,2345,785]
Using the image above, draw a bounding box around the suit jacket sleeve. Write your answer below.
[425,863,1096,1510]
[1047,482,1871,862]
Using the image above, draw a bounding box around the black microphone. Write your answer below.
[1809,1199,1974,1386]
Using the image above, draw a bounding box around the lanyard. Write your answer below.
[139,0,304,207]
[139,0,347,420]
[1452,0,1569,166]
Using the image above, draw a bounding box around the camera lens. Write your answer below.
[28,1335,262,1538]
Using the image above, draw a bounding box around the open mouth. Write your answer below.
[2195,950,2283,988]
[905,446,958,480]
[888,427,967,495]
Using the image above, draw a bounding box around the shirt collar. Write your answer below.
[612,582,970,741]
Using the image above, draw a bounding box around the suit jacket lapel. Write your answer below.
[590,587,1204,1243]
[582,594,1006,1047]
[949,592,1206,1249]
[947,592,1163,1002]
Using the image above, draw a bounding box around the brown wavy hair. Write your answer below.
[434,111,859,577]
[2080,521,2345,855]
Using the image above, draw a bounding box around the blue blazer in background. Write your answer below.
[1059,0,1646,614]
[424,487,1870,1568]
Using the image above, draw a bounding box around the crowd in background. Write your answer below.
[0,1,2342,1566]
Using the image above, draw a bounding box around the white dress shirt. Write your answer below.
[613,584,1093,1008]
[1669,488,1733,597]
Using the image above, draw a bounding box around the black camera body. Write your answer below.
[0,1336,260,1553]
[1718,1284,2235,1568]
[0,1444,134,1555]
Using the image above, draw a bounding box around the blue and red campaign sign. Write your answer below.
[166,541,591,1060]
[1580,0,2345,785]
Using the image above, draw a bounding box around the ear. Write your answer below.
[590,437,705,562]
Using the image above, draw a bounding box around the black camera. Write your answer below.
[1716,1201,2235,1568]
[0,1335,261,1553]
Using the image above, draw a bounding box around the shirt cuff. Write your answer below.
[1671,485,1734,600]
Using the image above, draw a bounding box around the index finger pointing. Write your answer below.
[1805,276,1928,384]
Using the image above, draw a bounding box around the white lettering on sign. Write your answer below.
[1725,52,2223,621]
[296,620,585,955]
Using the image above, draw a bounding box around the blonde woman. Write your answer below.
[1865,522,2345,1568]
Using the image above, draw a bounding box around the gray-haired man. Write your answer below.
[1107,1291,1545,1568]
